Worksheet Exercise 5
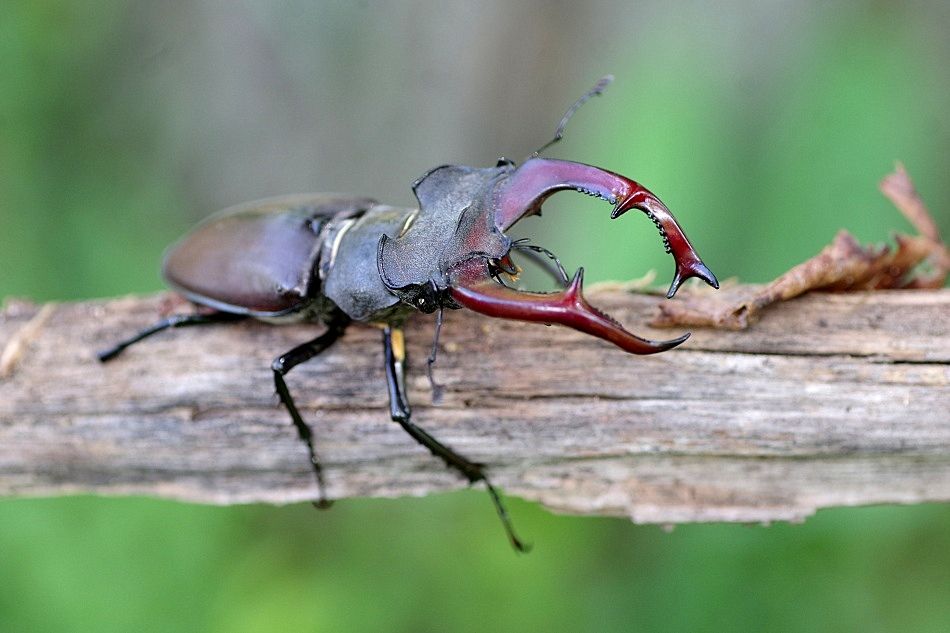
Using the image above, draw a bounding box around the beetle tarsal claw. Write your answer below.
[447,259,690,355]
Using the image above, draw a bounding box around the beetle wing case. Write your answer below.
[162,194,374,316]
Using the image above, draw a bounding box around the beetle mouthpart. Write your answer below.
[491,253,520,276]
[611,191,719,298]
[447,258,690,355]
[668,260,719,299]
[493,157,719,301]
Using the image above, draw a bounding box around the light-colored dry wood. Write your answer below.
[1,287,948,524]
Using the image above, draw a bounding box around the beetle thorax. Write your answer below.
[377,164,512,309]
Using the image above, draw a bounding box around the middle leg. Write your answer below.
[272,320,348,508]
[381,325,527,552]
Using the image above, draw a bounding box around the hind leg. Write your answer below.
[97,311,247,361]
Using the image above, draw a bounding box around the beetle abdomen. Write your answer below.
[162,194,375,316]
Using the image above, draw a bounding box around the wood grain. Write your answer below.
[1,287,948,524]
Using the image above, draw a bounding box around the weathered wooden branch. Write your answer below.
[1,287,948,524]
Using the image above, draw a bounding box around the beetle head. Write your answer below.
[378,157,718,354]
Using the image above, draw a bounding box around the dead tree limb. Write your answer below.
[1,288,948,524]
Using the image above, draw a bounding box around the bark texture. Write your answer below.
[1,288,948,524]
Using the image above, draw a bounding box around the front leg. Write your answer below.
[381,326,528,552]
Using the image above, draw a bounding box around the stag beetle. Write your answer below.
[99,78,718,551]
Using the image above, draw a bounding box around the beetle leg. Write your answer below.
[272,322,348,509]
[425,307,445,403]
[382,326,529,552]
[97,311,246,362]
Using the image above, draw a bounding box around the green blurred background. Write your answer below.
[1,1,948,631]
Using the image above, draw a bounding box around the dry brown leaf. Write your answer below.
[651,164,948,330]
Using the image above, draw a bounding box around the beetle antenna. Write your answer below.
[533,75,614,157]
[512,239,570,287]
[426,307,445,403]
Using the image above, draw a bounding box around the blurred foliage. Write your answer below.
[1,496,949,633]
[1,1,948,632]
